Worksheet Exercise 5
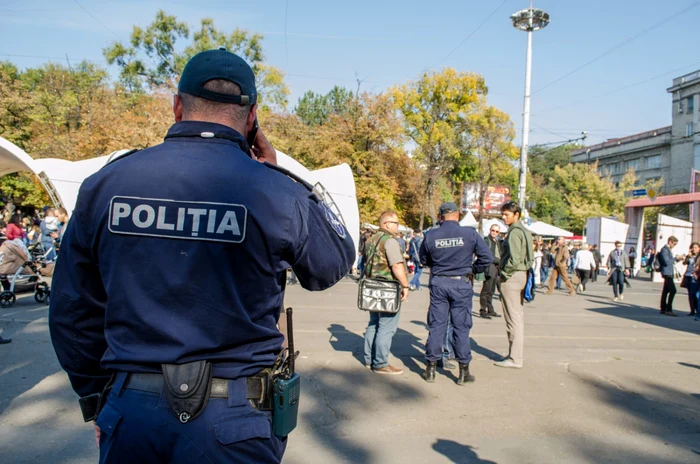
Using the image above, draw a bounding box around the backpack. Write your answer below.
[652,255,661,272]
[523,269,536,303]
[523,230,536,303]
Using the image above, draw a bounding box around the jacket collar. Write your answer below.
[164,121,250,153]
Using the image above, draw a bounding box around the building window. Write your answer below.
[624,159,640,172]
[688,97,695,114]
[646,155,662,170]
[688,122,695,137]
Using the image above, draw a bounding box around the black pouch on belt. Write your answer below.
[161,360,212,424]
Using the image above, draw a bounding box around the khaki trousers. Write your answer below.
[501,271,527,365]
[548,265,576,293]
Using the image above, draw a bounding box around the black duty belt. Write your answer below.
[434,275,470,280]
[125,372,266,401]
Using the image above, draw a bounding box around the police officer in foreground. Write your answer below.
[419,202,492,385]
[49,48,355,463]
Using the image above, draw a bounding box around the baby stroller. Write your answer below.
[0,239,50,307]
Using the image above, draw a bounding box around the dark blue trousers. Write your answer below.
[96,373,286,463]
[426,277,473,364]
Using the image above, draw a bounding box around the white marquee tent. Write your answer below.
[0,137,361,252]
[524,220,574,238]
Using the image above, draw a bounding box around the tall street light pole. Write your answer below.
[511,1,550,210]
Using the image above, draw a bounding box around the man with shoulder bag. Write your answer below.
[361,211,410,375]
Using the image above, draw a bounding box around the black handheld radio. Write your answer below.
[272,307,300,437]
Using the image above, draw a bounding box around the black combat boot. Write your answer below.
[457,363,475,385]
[422,361,437,383]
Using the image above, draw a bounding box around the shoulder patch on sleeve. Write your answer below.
[321,202,347,239]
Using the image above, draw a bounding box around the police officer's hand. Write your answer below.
[401,287,409,301]
[251,128,277,166]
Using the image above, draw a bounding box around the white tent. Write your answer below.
[525,220,573,238]
[459,211,478,228]
[0,137,361,252]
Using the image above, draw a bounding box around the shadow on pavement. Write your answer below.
[432,439,496,464]
[679,362,700,371]
[564,364,700,462]
[327,323,427,377]
[583,298,700,336]
[328,323,365,365]
[301,365,423,463]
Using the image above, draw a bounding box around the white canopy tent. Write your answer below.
[525,220,573,238]
[0,137,361,252]
[459,211,478,228]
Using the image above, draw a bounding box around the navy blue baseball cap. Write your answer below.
[178,47,257,105]
[439,202,459,215]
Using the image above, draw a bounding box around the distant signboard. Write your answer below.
[461,183,511,215]
[631,188,646,196]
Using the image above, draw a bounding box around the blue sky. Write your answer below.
[1,0,699,145]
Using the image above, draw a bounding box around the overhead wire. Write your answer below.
[533,0,700,95]
[535,60,700,115]
[438,0,511,65]
[73,0,119,40]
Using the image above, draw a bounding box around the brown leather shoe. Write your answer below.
[372,365,404,375]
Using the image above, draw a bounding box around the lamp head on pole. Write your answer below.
[511,8,550,32]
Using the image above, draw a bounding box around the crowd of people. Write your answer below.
[355,213,700,382]
[0,206,69,344]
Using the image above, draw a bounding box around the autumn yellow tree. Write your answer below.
[391,68,488,229]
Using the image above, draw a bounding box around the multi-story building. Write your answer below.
[572,70,700,193]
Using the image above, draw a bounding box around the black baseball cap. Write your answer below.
[178,47,257,105]
[439,202,459,215]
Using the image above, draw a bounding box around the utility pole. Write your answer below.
[511,1,550,209]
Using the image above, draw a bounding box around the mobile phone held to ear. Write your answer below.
[247,118,259,150]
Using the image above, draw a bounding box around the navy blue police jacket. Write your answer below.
[49,121,356,398]
[418,220,492,277]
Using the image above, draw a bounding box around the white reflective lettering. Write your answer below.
[176,208,185,231]
[112,202,131,226]
[206,209,217,233]
[435,237,465,248]
[216,211,241,235]
[132,205,156,228]
[156,206,175,231]
[187,208,208,236]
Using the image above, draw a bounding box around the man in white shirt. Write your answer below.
[574,244,596,293]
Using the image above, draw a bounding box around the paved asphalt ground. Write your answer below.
[1,272,699,463]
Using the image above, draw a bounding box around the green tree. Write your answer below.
[104,11,289,108]
[452,105,518,227]
[294,86,355,126]
[391,68,488,229]
[266,93,421,225]
[0,173,51,211]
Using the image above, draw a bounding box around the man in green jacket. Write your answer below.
[495,201,533,369]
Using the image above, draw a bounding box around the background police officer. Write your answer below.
[49,49,355,463]
[419,202,491,385]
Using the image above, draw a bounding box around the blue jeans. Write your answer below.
[410,260,423,289]
[689,278,699,314]
[97,373,286,463]
[364,310,402,368]
[556,273,562,289]
[540,266,549,284]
